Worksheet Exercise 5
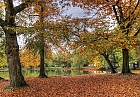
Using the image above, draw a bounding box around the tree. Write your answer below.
[0,0,34,88]
[72,0,140,74]
[65,17,117,73]
[77,32,117,73]
[25,0,61,78]
[111,0,140,74]
[36,2,47,78]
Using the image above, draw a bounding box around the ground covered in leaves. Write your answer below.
[0,74,140,97]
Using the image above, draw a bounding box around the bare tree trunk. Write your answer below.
[5,31,28,88]
[136,61,140,69]
[102,54,117,74]
[38,46,47,78]
[2,0,28,88]
[38,33,47,78]
[121,48,131,74]
[38,3,47,78]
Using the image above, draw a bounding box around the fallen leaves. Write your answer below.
[0,74,140,97]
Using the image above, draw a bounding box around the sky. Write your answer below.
[13,0,88,18]
[16,0,115,48]
[17,0,90,47]
[61,2,89,18]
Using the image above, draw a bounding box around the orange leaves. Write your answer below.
[110,28,140,50]
[32,0,59,17]
[19,49,40,68]
[70,43,77,49]
[45,49,53,59]
[77,47,84,53]
[1,74,140,96]
[72,0,140,31]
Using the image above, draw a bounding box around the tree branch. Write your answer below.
[116,0,120,5]
[14,3,27,14]
[124,0,140,22]
[105,0,110,2]
[131,0,139,15]
[134,28,140,36]
[118,6,124,22]
[112,5,120,24]
[14,0,35,14]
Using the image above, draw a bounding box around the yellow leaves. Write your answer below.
[1,2,6,9]
[91,56,103,68]
[4,26,9,30]
[77,48,84,53]
[110,26,140,49]
[20,49,40,68]
[45,49,53,59]
[32,0,59,17]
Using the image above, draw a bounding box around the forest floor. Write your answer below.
[0,73,140,97]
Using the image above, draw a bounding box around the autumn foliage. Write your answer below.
[1,74,140,96]
[20,49,40,68]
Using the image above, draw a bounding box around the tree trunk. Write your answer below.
[102,54,117,74]
[38,35,47,78]
[0,77,3,80]
[5,31,28,88]
[133,63,136,70]
[38,4,47,78]
[137,61,140,68]
[38,50,47,78]
[2,0,28,88]
[121,48,131,74]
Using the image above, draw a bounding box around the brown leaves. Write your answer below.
[1,74,140,96]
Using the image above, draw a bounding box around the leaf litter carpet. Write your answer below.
[0,74,140,97]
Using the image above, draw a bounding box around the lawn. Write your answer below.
[0,74,140,97]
